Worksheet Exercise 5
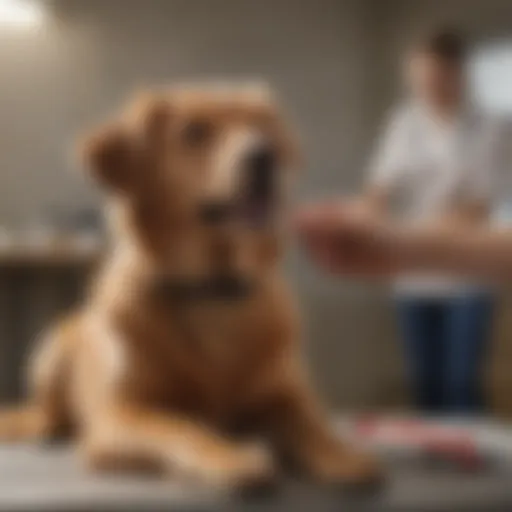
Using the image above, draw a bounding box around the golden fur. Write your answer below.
[0,85,380,491]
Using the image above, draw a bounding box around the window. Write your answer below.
[470,41,512,219]
[470,41,512,113]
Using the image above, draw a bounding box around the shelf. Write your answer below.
[0,243,101,268]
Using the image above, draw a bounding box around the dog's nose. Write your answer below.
[245,145,277,199]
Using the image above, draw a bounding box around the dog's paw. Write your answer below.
[230,444,279,498]
[231,469,280,501]
[204,442,277,495]
[309,445,384,492]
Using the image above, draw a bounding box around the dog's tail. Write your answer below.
[0,320,74,442]
[0,406,53,441]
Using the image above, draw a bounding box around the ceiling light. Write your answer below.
[0,0,45,29]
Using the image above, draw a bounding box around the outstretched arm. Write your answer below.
[296,202,512,282]
[394,224,512,282]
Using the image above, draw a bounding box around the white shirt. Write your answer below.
[369,101,506,297]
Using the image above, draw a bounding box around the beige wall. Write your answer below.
[0,0,377,225]
[372,0,512,119]
[0,0,403,409]
[4,0,511,410]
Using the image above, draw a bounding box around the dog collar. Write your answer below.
[150,274,255,303]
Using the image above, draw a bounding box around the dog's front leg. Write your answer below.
[82,403,274,490]
[258,373,381,487]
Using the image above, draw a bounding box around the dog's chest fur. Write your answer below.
[105,277,294,426]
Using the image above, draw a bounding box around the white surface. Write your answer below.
[0,434,510,511]
[0,444,211,511]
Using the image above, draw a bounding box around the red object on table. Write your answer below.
[352,416,483,470]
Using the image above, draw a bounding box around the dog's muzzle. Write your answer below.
[199,143,278,227]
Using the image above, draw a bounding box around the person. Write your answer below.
[328,28,507,415]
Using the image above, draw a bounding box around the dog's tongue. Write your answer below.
[242,198,272,228]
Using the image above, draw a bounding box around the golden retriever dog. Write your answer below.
[0,84,380,492]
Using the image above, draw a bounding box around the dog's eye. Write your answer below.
[181,120,214,147]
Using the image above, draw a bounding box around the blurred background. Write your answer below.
[1,0,512,416]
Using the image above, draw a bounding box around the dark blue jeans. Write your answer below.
[396,294,494,415]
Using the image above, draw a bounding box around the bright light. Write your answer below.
[470,42,512,113]
[0,0,45,28]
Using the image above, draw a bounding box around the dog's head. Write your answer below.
[81,84,300,279]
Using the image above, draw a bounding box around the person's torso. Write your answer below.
[393,103,496,297]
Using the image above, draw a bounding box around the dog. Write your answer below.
[0,84,380,492]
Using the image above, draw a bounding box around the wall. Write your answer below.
[0,0,405,409]
[372,0,512,118]
[0,0,377,225]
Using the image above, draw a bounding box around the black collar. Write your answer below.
[150,274,255,303]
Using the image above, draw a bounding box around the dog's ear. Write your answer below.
[80,123,140,191]
[142,97,173,147]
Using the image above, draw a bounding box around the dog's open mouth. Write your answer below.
[238,193,275,228]
[240,145,277,228]
[199,143,280,229]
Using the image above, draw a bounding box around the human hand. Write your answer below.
[295,201,401,277]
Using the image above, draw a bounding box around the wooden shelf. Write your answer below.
[0,243,102,268]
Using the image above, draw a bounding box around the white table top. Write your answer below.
[0,438,510,511]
